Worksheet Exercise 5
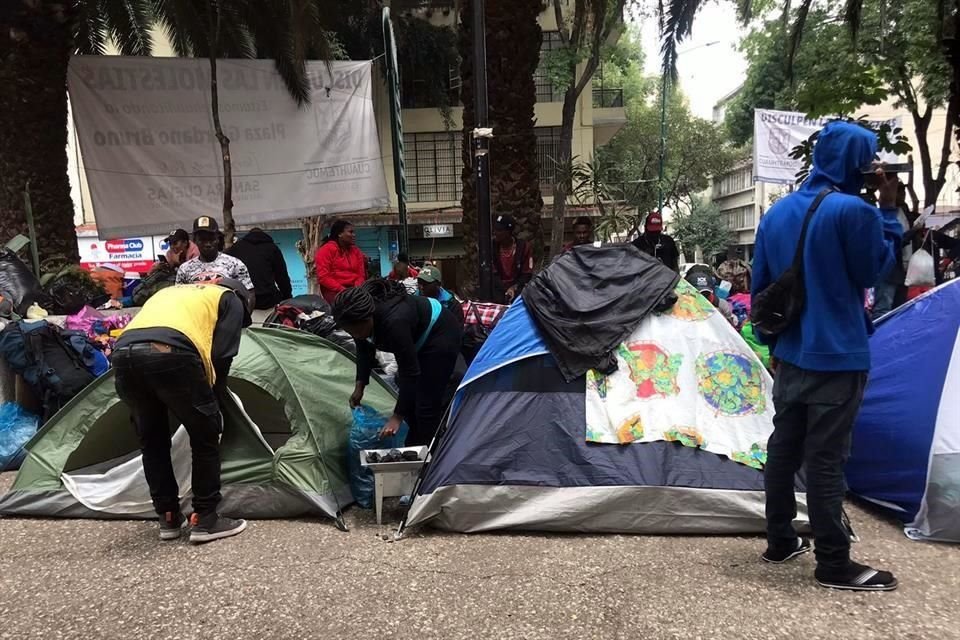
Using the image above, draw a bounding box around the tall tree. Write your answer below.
[659,0,960,204]
[594,61,736,233]
[459,0,543,295]
[1,1,152,263]
[726,1,953,207]
[670,196,732,262]
[0,0,333,263]
[545,0,627,258]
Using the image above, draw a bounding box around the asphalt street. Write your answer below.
[0,472,956,640]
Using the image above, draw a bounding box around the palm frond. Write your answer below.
[152,0,206,56]
[102,0,154,55]
[659,0,703,78]
[74,0,110,55]
[844,0,864,41]
[786,0,813,79]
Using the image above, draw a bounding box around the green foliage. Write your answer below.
[566,156,643,241]
[394,16,459,126]
[326,4,459,124]
[542,47,585,95]
[594,24,654,107]
[671,197,732,262]
[151,0,340,105]
[726,0,950,146]
[594,53,738,232]
[789,117,912,184]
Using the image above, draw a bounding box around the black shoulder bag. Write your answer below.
[751,188,835,337]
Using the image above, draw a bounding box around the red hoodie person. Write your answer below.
[314,221,367,303]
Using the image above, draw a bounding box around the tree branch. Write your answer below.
[935,93,959,188]
[573,0,626,99]
[553,0,569,44]
[570,0,588,49]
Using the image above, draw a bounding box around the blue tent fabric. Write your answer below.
[460,297,547,387]
[847,280,960,526]
[424,356,772,496]
[408,297,809,535]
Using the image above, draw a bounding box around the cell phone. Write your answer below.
[861,162,913,175]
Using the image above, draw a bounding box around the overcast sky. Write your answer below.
[638,3,749,121]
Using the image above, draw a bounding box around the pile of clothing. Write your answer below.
[65,306,131,358]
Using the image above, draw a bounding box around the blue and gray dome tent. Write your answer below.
[847,279,960,543]
[401,250,809,535]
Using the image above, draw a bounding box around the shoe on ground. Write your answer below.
[188,512,247,544]
[816,562,898,592]
[159,511,187,541]
[762,537,811,564]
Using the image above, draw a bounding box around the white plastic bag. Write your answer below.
[905,249,935,287]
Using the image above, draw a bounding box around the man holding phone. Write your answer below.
[752,121,903,592]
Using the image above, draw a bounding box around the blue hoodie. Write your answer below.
[751,121,903,372]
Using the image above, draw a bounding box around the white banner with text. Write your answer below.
[753,109,901,185]
[69,57,389,238]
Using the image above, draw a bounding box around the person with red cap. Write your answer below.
[632,211,679,272]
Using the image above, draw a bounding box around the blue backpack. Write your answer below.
[0,320,104,420]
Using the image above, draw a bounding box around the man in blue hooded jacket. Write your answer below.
[752,121,902,591]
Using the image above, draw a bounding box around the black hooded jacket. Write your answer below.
[227,230,292,309]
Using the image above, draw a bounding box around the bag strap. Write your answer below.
[468,302,487,331]
[791,187,836,272]
[415,298,442,352]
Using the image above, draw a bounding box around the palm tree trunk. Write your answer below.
[206,2,235,247]
[459,0,542,295]
[0,1,79,263]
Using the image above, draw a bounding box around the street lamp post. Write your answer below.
[657,41,720,219]
[473,0,493,302]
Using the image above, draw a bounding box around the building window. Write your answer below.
[592,62,624,108]
[403,132,463,202]
[534,32,565,103]
[401,62,460,110]
[715,167,754,198]
[724,205,756,230]
[535,126,563,193]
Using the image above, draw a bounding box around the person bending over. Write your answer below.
[333,280,461,447]
[112,279,253,544]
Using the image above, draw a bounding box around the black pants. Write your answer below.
[765,362,867,569]
[405,347,460,447]
[113,344,223,516]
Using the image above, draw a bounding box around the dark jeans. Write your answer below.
[405,347,460,447]
[113,344,223,516]
[765,362,867,569]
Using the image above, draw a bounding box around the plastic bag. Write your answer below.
[905,249,935,287]
[347,405,408,509]
[0,402,40,471]
[0,249,43,316]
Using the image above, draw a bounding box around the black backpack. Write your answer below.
[752,188,835,337]
[0,320,97,420]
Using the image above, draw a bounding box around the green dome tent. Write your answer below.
[0,328,394,528]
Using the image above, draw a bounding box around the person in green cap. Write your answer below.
[417,265,463,324]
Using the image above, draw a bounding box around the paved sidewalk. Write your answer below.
[0,472,956,639]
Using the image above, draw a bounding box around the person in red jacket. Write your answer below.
[315,220,367,303]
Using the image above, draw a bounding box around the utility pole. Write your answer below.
[472,0,493,301]
[383,7,409,255]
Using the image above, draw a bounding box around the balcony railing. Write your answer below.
[593,88,624,108]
